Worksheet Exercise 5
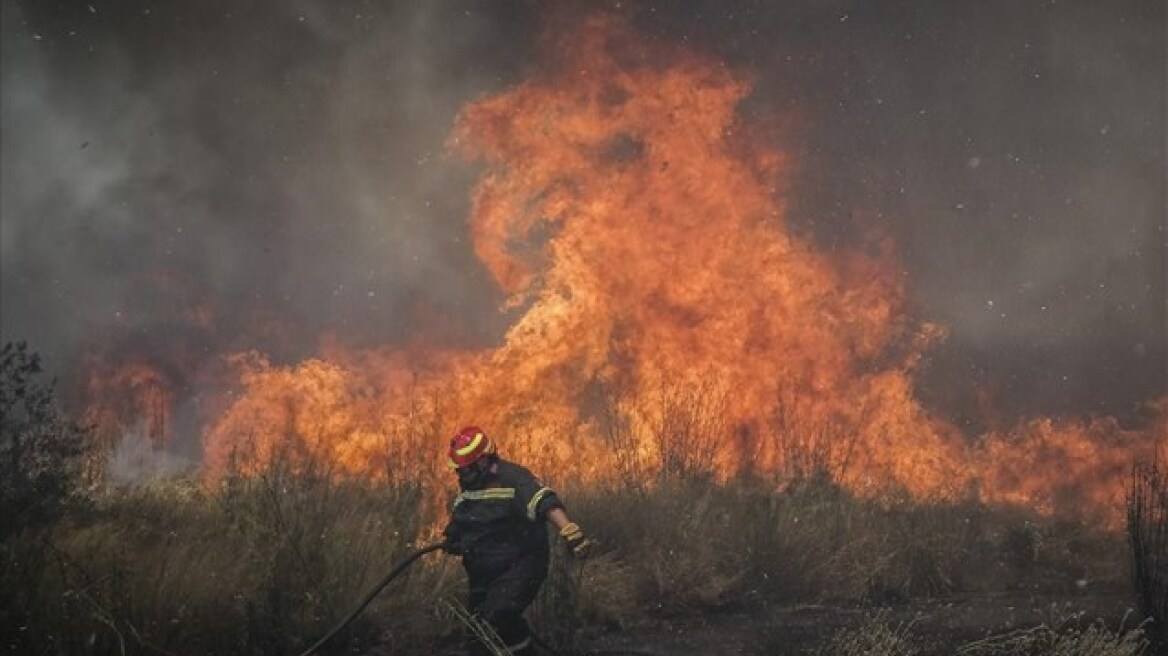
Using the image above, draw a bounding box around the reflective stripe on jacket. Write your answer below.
[443,459,564,568]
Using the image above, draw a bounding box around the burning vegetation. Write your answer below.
[76,14,1161,524]
[7,7,1162,655]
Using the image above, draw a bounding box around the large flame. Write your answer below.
[86,14,1160,521]
[83,355,173,452]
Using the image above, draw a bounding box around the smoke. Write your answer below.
[633,0,1166,427]
[1,0,1163,435]
[105,423,197,484]
[1,0,531,370]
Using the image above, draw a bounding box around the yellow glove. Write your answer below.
[559,522,593,559]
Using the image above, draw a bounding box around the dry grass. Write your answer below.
[2,466,461,656]
[955,608,1149,656]
[0,390,1136,656]
[810,608,1149,656]
[2,468,1133,656]
[562,472,1128,626]
[811,611,921,656]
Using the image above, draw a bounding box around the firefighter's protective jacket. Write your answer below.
[443,459,563,570]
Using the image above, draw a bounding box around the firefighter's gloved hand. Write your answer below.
[559,522,593,559]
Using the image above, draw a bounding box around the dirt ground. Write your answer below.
[570,588,1146,656]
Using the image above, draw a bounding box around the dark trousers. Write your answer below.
[465,551,548,655]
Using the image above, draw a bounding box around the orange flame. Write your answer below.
[83,355,173,452]
[84,14,1161,523]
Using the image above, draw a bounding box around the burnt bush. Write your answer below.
[1127,461,1168,648]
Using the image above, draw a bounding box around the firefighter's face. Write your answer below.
[457,457,494,489]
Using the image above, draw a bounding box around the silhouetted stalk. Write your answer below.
[1127,461,1167,647]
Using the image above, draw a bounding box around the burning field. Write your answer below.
[71,10,1163,520]
[2,1,1165,655]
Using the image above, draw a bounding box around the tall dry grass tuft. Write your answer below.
[595,377,728,486]
[809,608,1149,656]
[955,607,1149,656]
[810,611,920,656]
[529,541,585,650]
[565,470,1128,630]
[7,454,460,656]
[564,379,1128,619]
[1127,461,1167,648]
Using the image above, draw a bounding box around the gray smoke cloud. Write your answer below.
[2,1,526,364]
[2,0,1164,435]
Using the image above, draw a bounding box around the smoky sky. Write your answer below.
[1,0,1164,431]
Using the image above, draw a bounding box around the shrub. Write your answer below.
[1127,461,1168,648]
[0,342,93,652]
[4,467,459,656]
[0,341,91,540]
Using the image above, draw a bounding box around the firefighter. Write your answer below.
[442,425,592,655]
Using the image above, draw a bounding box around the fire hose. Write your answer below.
[297,542,445,656]
[297,542,661,656]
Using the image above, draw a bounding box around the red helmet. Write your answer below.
[447,425,496,469]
